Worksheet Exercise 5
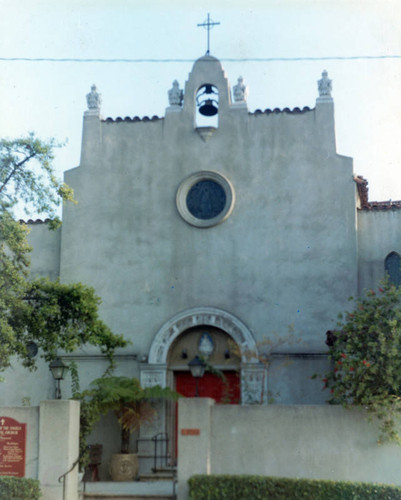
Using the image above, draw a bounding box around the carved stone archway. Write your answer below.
[140,307,265,404]
[149,307,257,364]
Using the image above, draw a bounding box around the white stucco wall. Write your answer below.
[60,57,356,365]
[26,221,60,281]
[5,56,365,408]
[177,398,401,499]
[358,209,401,292]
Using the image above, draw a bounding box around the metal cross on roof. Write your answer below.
[197,13,220,56]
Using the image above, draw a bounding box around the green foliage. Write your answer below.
[78,376,180,454]
[322,278,401,443]
[0,134,73,373]
[69,360,104,471]
[0,477,41,500]
[12,278,126,369]
[188,475,401,500]
[0,134,127,375]
[2,278,127,373]
[0,133,74,221]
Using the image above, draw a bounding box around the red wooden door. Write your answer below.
[175,371,240,403]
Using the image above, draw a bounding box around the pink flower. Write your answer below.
[341,353,347,359]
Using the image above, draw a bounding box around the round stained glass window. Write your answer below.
[186,180,227,220]
[176,171,235,228]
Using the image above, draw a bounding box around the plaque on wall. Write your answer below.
[0,417,27,477]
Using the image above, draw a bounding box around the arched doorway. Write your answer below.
[168,325,241,403]
[140,308,264,466]
[142,307,263,403]
[168,325,241,460]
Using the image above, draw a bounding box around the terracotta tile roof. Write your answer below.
[19,218,51,224]
[251,106,312,115]
[354,175,401,211]
[367,200,401,210]
[103,115,163,123]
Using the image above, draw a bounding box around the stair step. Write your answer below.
[139,474,175,481]
[82,480,175,500]
[83,495,175,500]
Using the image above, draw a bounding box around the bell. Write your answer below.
[196,84,219,117]
[199,99,218,116]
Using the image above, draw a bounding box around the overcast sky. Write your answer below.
[1,0,401,206]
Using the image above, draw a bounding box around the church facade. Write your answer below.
[4,55,401,456]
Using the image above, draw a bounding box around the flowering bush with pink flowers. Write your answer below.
[322,277,401,443]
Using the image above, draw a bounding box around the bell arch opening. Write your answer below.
[195,84,219,128]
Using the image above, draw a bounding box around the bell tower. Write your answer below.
[182,55,232,129]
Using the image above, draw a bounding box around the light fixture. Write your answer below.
[49,358,69,399]
[188,355,206,397]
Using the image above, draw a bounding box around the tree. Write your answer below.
[78,376,179,455]
[0,134,73,223]
[0,134,126,375]
[322,278,401,443]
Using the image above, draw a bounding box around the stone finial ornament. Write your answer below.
[168,80,183,106]
[233,76,248,102]
[318,70,332,97]
[86,84,102,111]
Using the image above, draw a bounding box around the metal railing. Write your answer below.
[58,454,80,500]
[151,432,170,471]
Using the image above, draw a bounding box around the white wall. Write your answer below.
[177,398,401,499]
[57,58,357,404]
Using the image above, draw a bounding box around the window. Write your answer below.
[176,171,235,228]
[385,252,401,286]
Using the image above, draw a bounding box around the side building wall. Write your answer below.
[26,221,61,281]
[357,209,401,292]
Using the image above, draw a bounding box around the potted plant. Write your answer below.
[80,376,179,481]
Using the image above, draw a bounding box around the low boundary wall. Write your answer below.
[177,399,401,500]
[1,400,80,500]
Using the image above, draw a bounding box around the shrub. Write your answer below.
[321,279,401,443]
[0,477,41,500]
[188,475,401,500]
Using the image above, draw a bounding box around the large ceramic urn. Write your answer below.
[109,453,138,481]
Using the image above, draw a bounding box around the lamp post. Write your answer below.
[49,358,69,399]
[188,355,206,397]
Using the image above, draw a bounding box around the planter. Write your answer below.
[110,453,138,481]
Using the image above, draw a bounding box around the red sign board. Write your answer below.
[0,417,26,477]
[181,428,200,436]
